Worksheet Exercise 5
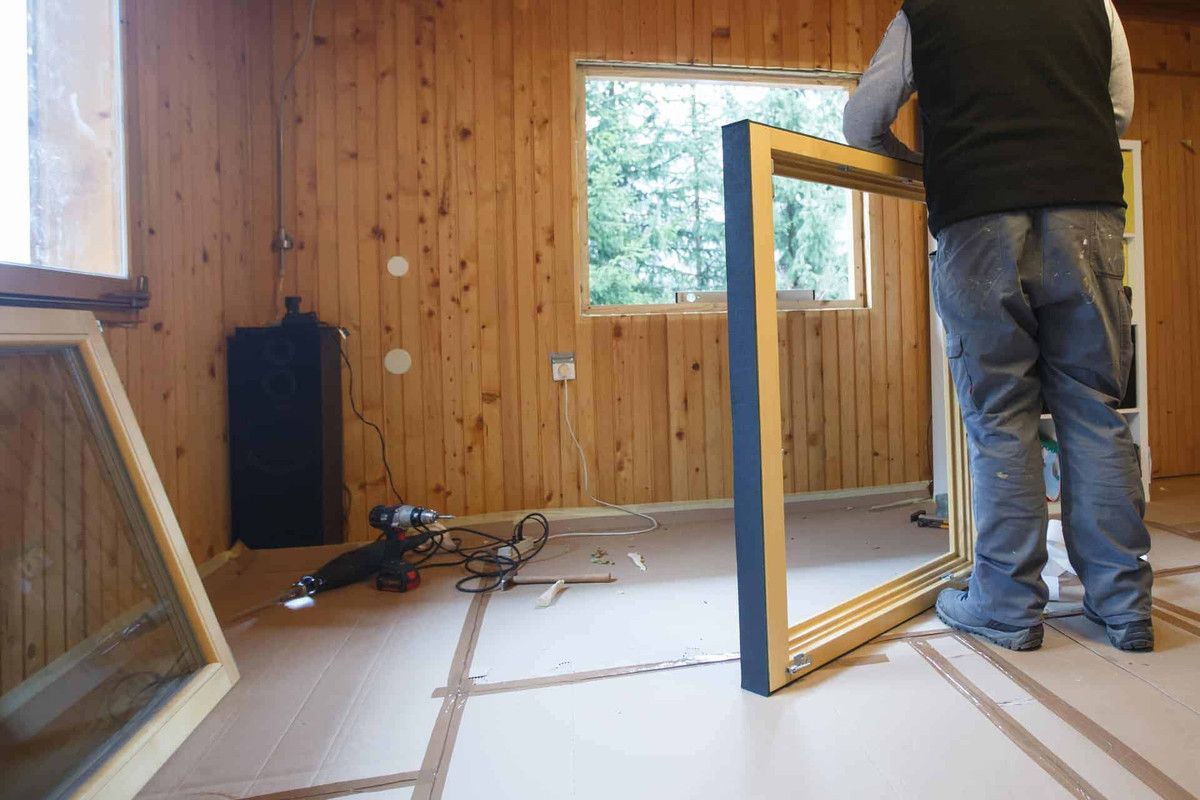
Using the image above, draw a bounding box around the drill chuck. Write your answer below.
[368,504,452,531]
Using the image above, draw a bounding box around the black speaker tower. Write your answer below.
[227,298,343,548]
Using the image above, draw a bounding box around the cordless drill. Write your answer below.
[368,504,453,592]
[272,504,453,605]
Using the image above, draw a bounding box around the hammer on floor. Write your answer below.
[910,509,949,529]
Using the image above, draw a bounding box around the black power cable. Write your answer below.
[338,344,403,504]
[409,512,551,593]
[334,333,550,593]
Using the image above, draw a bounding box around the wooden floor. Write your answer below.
[137,481,1200,800]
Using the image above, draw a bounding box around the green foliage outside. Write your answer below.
[586,79,854,307]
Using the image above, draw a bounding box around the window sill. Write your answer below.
[0,264,148,322]
[581,299,868,317]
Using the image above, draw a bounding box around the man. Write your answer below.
[844,0,1152,652]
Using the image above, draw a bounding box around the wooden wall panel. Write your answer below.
[1124,22,1200,478]
[245,0,935,540]
[101,0,272,565]
[1125,18,1200,73]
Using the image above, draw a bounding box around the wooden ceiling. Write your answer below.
[1115,0,1200,24]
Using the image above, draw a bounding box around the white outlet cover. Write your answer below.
[387,256,410,277]
[384,348,413,375]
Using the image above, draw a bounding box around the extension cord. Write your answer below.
[497,536,541,562]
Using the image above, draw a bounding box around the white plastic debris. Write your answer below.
[627,552,647,571]
[536,579,567,608]
[1042,519,1078,601]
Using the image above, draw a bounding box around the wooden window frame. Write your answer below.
[722,121,976,696]
[574,62,867,317]
[0,0,148,322]
[0,308,237,797]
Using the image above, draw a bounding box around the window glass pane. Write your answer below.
[584,75,851,307]
[771,176,856,300]
[0,3,32,267]
[0,348,204,798]
[0,0,128,278]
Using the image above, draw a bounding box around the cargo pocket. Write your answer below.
[1090,209,1134,387]
[945,333,978,413]
[1092,207,1127,279]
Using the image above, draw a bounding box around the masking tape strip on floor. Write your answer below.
[951,633,1197,800]
[1152,605,1200,638]
[910,638,1110,800]
[413,592,491,800]
[1147,521,1200,541]
[425,692,470,800]
[431,652,742,698]
[1155,564,1200,578]
[239,771,421,800]
[429,649,894,700]
[872,627,954,643]
[1154,597,1200,624]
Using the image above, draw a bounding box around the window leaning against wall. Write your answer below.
[0,0,145,316]
[577,64,866,315]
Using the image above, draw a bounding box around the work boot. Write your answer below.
[935,588,1044,651]
[1082,605,1155,652]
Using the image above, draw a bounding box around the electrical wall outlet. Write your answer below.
[549,351,576,381]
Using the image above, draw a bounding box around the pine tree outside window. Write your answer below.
[577,64,866,315]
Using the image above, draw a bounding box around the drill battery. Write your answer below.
[369,504,450,592]
[377,557,421,592]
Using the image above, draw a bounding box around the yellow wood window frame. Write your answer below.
[0,308,237,797]
[722,121,975,695]
[574,62,867,316]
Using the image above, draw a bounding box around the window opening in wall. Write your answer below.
[0,0,129,279]
[579,64,865,314]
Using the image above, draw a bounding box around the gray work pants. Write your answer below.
[932,205,1152,628]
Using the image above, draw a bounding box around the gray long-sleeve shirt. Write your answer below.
[843,0,1134,163]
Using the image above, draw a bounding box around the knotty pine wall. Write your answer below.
[99,0,271,563]
[1123,20,1200,479]
[105,2,1198,562]
[263,0,933,542]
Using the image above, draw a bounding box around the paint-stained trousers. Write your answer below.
[932,205,1152,628]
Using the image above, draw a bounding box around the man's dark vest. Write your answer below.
[902,0,1125,235]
